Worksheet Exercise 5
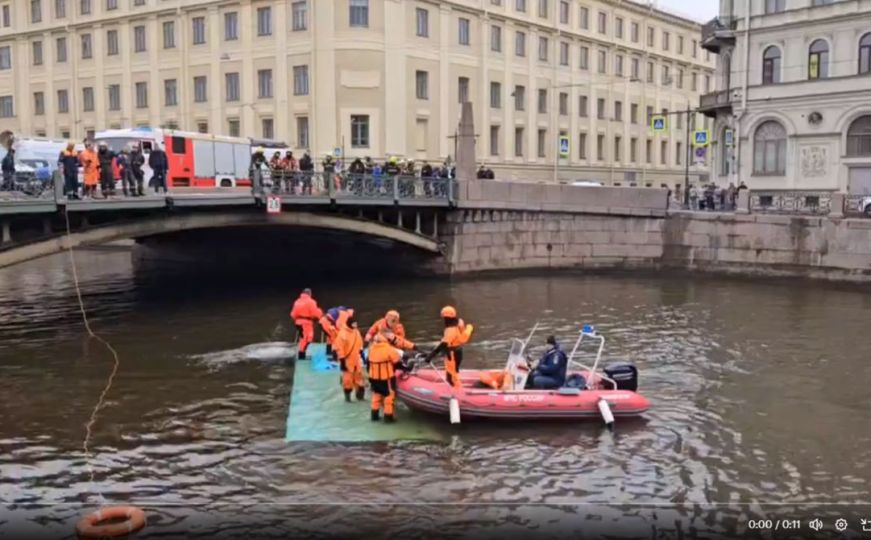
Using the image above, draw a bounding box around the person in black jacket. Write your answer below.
[128,144,146,197]
[148,146,169,194]
[1,146,15,191]
[97,142,115,198]
[526,336,568,389]
[299,152,314,194]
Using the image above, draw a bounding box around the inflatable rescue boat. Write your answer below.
[396,326,650,423]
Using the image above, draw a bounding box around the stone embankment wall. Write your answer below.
[444,181,871,281]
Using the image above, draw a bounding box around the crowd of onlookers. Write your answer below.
[679,181,748,211]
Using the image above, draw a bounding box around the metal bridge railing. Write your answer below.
[750,191,834,216]
[260,171,455,204]
[0,172,55,201]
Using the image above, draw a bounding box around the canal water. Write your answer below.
[1,250,870,538]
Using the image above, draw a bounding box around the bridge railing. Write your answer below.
[0,172,56,201]
[261,171,455,205]
[749,190,834,216]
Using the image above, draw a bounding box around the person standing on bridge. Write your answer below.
[129,144,146,197]
[1,145,15,191]
[290,288,323,361]
[97,142,115,198]
[333,309,366,402]
[148,144,169,195]
[79,141,100,199]
[59,142,80,200]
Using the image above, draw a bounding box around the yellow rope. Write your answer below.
[64,208,120,505]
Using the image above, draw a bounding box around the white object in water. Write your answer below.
[449,397,461,424]
[598,398,615,428]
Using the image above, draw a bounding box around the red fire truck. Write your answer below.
[95,127,253,188]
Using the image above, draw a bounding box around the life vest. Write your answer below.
[443,319,474,349]
[368,341,401,381]
[334,310,363,364]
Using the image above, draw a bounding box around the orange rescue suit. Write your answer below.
[79,149,100,187]
[333,310,365,396]
[438,319,474,389]
[365,318,415,350]
[368,340,403,418]
[290,292,322,356]
[319,313,339,347]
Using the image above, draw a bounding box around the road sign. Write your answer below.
[724,129,734,147]
[651,115,667,132]
[334,147,342,158]
[694,146,707,165]
[693,130,710,147]
[558,136,570,158]
[266,195,282,214]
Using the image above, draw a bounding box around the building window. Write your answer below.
[537,89,547,114]
[292,1,307,31]
[490,125,500,156]
[764,0,785,14]
[692,39,698,57]
[80,0,89,14]
[514,127,524,157]
[678,36,684,54]
[614,136,621,161]
[297,116,309,148]
[56,0,66,17]
[630,21,639,43]
[228,118,240,137]
[0,96,13,118]
[661,65,670,85]
[579,46,589,69]
[615,54,623,76]
[193,76,207,103]
[538,36,548,61]
[720,127,731,176]
[225,72,240,102]
[293,65,309,95]
[676,142,682,165]
[163,21,175,49]
[459,18,470,45]
[597,49,606,74]
[560,42,569,65]
[258,69,273,98]
[164,79,177,106]
[616,17,623,39]
[33,91,44,115]
[351,115,369,147]
[262,118,274,139]
[647,61,656,83]
[691,72,698,91]
[846,116,871,156]
[660,140,667,164]
[559,0,569,23]
[630,137,637,162]
[578,133,586,159]
[415,70,429,100]
[645,139,652,163]
[579,6,588,29]
[704,75,711,92]
[225,12,238,40]
[491,25,502,52]
[516,0,526,13]
[192,17,206,45]
[676,69,684,88]
[490,82,501,108]
[762,45,781,84]
[647,26,654,47]
[416,8,428,37]
[614,100,622,121]
[458,77,469,103]
[753,120,787,175]
[32,41,43,65]
[631,57,639,79]
[106,0,116,10]
[349,0,368,28]
[515,31,526,56]
[859,33,871,74]
[514,85,525,111]
[0,46,10,70]
[108,84,120,110]
[597,134,605,160]
[663,31,670,51]
[56,37,67,62]
[197,122,208,134]
[135,82,148,108]
[559,92,568,115]
[596,97,605,119]
[537,129,546,158]
[538,0,548,18]
[807,39,829,79]
[597,11,606,34]
[106,30,118,55]
[257,7,272,36]
[578,95,587,117]
[31,0,41,23]
[57,89,68,113]
[133,26,145,52]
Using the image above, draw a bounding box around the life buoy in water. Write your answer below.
[76,506,146,538]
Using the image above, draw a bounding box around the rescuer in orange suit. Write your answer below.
[333,309,366,402]
[424,306,474,390]
[290,288,323,360]
[79,141,100,199]
[318,306,346,361]
[367,330,405,422]
[364,310,417,351]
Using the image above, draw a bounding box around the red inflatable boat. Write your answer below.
[396,326,651,423]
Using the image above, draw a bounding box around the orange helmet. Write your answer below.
[440,306,457,318]
[385,310,400,324]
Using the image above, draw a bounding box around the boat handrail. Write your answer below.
[567,327,618,390]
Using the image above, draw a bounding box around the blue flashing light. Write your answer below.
[132,126,154,132]
[582,325,594,334]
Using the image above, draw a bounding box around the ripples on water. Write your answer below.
[1,252,871,538]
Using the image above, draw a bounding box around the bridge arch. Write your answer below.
[0,211,442,269]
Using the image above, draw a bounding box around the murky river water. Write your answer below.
[2,250,871,539]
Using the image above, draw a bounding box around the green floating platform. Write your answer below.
[286,346,446,443]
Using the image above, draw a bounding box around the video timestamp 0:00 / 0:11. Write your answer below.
[746,519,803,531]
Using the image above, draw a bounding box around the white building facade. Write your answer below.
[700,0,871,194]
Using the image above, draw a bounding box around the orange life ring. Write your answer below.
[76,506,146,538]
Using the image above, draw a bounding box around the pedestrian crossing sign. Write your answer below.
[724,129,734,147]
[559,136,570,158]
[693,130,710,147]
[651,116,667,132]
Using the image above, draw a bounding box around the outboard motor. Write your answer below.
[604,363,638,392]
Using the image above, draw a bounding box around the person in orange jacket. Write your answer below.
[79,141,100,199]
[364,310,417,351]
[290,288,323,360]
[318,306,345,361]
[367,329,406,422]
[424,306,474,390]
[333,309,365,402]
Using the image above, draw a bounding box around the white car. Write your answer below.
[570,180,604,187]
[859,196,871,216]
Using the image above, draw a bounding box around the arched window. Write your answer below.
[762,46,781,84]
[808,39,829,79]
[847,116,871,156]
[720,127,732,176]
[753,121,787,175]
[860,33,871,75]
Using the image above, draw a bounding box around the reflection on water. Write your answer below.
[1,251,871,537]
